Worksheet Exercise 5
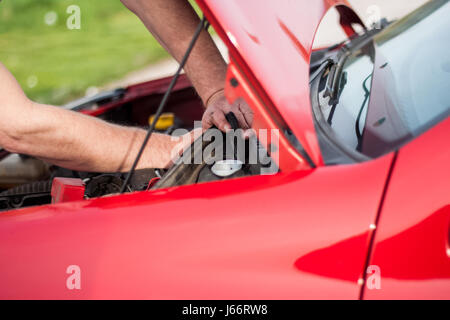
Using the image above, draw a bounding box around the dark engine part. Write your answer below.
[84,169,158,198]
[0,180,52,211]
[153,127,277,189]
[0,169,159,211]
[0,113,277,211]
[84,175,123,198]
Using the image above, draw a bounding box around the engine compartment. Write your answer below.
[0,76,276,212]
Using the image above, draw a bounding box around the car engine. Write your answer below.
[0,80,276,212]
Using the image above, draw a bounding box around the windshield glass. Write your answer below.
[318,0,450,158]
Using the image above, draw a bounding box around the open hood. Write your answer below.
[197,0,364,167]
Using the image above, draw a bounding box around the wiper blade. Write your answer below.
[309,58,335,84]
[355,74,373,151]
[320,26,383,106]
[323,47,350,106]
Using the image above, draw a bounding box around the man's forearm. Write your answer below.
[10,103,180,172]
[3,103,181,172]
[121,0,227,105]
[0,62,181,172]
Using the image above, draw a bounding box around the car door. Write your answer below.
[363,117,450,299]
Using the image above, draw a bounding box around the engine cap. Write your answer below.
[211,160,243,177]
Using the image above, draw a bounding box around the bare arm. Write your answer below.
[121,0,227,104]
[0,62,187,172]
[121,0,253,131]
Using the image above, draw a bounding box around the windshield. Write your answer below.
[317,0,450,159]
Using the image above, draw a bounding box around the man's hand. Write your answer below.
[121,0,254,132]
[202,90,254,132]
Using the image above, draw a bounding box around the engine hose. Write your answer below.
[0,180,52,197]
[0,180,53,211]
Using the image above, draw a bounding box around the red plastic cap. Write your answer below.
[51,178,85,204]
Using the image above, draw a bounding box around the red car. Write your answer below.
[0,0,449,299]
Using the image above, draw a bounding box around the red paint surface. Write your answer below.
[198,0,363,167]
[0,154,393,299]
[51,178,85,204]
[364,118,450,300]
[0,0,448,300]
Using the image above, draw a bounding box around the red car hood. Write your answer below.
[197,0,363,166]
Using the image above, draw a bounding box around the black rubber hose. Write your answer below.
[225,112,239,131]
[0,180,52,197]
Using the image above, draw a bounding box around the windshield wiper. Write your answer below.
[323,47,351,107]
[309,58,335,84]
[308,47,350,126]
[355,74,373,151]
[318,25,384,108]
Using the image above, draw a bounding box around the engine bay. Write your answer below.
[0,76,277,212]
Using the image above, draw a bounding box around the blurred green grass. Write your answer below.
[0,0,169,105]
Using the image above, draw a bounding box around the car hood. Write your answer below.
[197,0,363,166]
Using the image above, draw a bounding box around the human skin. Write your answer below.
[120,0,254,131]
[0,0,252,173]
[0,62,199,172]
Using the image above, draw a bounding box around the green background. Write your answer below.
[0,0,172,105]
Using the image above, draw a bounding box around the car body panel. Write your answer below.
[197,0,364,167]
[363,118,450,300]
[0,154,394,299]
[0,0,448,301]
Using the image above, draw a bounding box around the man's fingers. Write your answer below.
[202,111,214,130]
[190,127,204,141]
[203,94,253,133]
[239,102,254,128]
[230,106,251,130]
[171,128,205,161]
[212,110,231,132]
